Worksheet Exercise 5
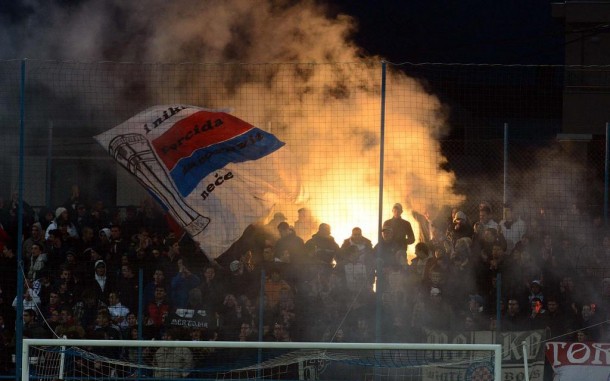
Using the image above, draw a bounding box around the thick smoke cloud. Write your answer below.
[1,0,462,242]
[3,0,606,344]
[1,0,361,63]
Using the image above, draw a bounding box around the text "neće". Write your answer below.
[201,172,234,200]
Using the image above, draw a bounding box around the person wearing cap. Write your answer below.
[410,286,452,338]
[45,206,79,240]
[383,203,415,262]
[460,293,486,329]
[528,280,545,305]
[447,210,474,246]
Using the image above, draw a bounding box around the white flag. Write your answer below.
[94,105,300,259]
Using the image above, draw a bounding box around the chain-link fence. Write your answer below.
[1,60,609,379]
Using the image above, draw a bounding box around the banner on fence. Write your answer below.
[166,308,214,329]
[546,341,610,381]
[95,105,301,260]
[424,329,546,381]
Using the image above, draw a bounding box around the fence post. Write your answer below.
[604,122,610,227]
[376,61,387,344]
[46,121,53,209]
[503,123,509,207]
[16,57,26,381]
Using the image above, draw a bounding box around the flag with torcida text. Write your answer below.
[546,341,610,381]
[95,105,301,260]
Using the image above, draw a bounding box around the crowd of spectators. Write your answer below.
[0,187,609,375]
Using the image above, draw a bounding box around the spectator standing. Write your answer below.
[85,260,114,303]
[239,321,257,341]
[545,296,571,339]
[45,207,78,240]
[275,222,306,264]
[304,223,340,268]
[447,211,474,247]
[153,328,193,379]
[264,268,294,313]
[106,225,129,272]
[107,291,130,329]
[115,264,138,312]
[170,259,200,309]
[410,242,433,284]
[383,203,415,255]
[474,203,499,238]
[28,243,47,280]
[294,208,318,241]
[218,294,243,341]
[23,223,45,264]
[147,285,170,329]
[339,227,373,270]
[12,283,41,313]
[0,242,17,302]
[55,306,85,339]
[199,266,226,312]
[92,311,122,363]
[527,297,549,330]
[374,225,402,270]
[143,269,167,307]
[499,205,527,254]
[502,298,527,331]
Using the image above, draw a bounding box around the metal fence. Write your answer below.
[1,60,610,379]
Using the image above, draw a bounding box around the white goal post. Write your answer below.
[22,338,502,380]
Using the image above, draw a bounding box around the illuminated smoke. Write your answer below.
[0,0,463,250]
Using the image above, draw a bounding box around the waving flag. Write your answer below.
[546,341,610,381]
[95,105,300,259]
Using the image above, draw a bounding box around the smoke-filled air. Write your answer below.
[1,0,464,250]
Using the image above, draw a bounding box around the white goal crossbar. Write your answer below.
[23,338,502,380]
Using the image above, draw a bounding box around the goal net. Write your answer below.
[23,339,501,381]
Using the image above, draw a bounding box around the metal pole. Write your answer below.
[16,58,26,381]
[503,123,508,206]
[257,269,266,379]
[137,269,144,340]
[522,341,530,381]
[604,122,610,227]
[496,273,502,340]
[46,121,53,209]
[137,268,144,380]
[376,61,387,344]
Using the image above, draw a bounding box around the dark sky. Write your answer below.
[329,1,565,64]
[0,0,565,64]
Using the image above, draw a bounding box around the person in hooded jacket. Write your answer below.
[447,210,474,247]
[304,223,340,268]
